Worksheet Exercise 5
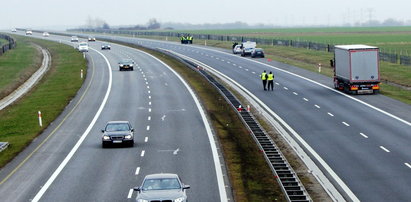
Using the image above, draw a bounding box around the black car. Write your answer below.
[101,121,134,147]
[251,48,265,58]
[118,59,135,71]
[101,44,111,50]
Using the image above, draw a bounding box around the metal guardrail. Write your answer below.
[163,52,311,202]
[0,34,17,56]
[0,142,9,153]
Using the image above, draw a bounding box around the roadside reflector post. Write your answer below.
[318,63,322,72]
[205,40,207,46]
[166,36,168,41]
[38,111,43,127]
[247,105,250,112]
[81,69,83,79]
[83,52,86,59]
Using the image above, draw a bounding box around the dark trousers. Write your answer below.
[267,80,274,90]
[262,80,267,90]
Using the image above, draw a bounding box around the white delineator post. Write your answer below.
[81,69,83,79]
[247,105,251,112]
[205,40,207,46]
[83,52,85,59]
[38,111,42,127]
[318,63,322,72]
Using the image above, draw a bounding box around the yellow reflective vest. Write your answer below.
[267,73,274,80]
[261,72,267,80]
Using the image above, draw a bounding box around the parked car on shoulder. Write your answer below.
[101,43,111,50]
[71,36,79,42]
[43,32,50,37]
[233,45,242,54]
[25,30,32,35]
[134,173,190,202]
[118,59,134,71]
[251,48,265,58]
[101,121,134,147]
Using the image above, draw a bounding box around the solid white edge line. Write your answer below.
[164,50,352,202]
[127,188,133,198]
[130,49,228,202]
[188,44,411,127]
[32,48,113,202]
[380,146,390,153]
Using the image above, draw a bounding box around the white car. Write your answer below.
[11,28,17,32]
[88,36,96,41]
[77,42,89,52]
[43,32,50,37]
[25,30,33,35]
[71,36,79,42]
[233,45,242,54]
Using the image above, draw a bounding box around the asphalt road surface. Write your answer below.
[0,32,228,202]
[81,34,411,202]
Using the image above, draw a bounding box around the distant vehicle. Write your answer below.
[11,28,17,32]
[42,32,50,37]
[333,44,380,94]
[101,121,134,147]
[134,173,190,202]
[118,59,134,71]
[251,48,265,58]
[233,45,242,54]
[77,42,89,52]
[71,36,79,42]
[240,41,256,57]
[25,30,32,35]
[101,43,111,50]
[88,36,96,41]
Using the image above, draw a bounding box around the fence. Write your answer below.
[0,34,16,56]
[71,28,411,66]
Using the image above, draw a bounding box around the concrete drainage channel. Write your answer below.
[161,50,312,202]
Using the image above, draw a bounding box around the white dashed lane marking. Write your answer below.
[233,64,237,66]
[148,96,151,99]
[127,189,133,199]
[245,69,249,71]
[275,82,279,85]
[315,105,321,109]
[239,66,243,68]
[360,133,368,138]
[252,72,256,74]
[149,102,152,105]
[303,98,309,102]
[145,137,148,142]
[148,90,151,94]
[135,167,140,175]
[293,92,298,95]
[141,150,145,157]
[342,122,350,127]
[380,146,390,153]
[148,108,151,112]
[283,87,288,90]
[146,125,150,131]
[148,116,151,121]
[328,112,334,117]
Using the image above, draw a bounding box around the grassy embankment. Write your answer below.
[0,35,87,167]
[108,41,287,201]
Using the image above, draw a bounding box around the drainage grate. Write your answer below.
[174,56,312,202]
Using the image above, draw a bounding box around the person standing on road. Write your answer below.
[267,71,274,91]
[260,70,268,90]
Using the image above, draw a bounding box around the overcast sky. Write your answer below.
[1,0,411,29]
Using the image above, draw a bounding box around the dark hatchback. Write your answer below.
[251,48,265,58]
[119,59,135,71]
[101,121,134,147]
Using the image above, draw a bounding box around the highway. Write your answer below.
[84,35,411,201]
[0,32,228,201]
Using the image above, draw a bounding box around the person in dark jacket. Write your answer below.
[260,70,268,90]
[267,71,274,91]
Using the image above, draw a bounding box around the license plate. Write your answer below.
[113,140,122,143]
[358,89,373,94]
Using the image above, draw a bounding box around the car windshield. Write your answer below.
[255,48,263,51]
[121,59,133,64]
[79,43,88,46]
[142,178,181,191]
[105,123,130,132]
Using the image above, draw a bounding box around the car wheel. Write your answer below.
[131,67,134,71]
[102,142,107,148]
[119,68,122,71]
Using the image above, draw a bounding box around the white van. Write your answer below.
[77,42,89,52]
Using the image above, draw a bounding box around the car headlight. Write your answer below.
[120,64,124,67]
[137,200,149,202]
[174,197,185,202]
[124,135,132,139]
[103,136,110,140]
[129,64,133,67]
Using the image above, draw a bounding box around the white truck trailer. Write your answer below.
[333,45,380,94]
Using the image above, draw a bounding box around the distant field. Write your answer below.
[170,26,411,53]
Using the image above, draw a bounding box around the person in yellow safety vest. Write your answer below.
[267,71,274,91]
[260,70,268,91]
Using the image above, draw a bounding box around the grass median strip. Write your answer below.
[112,42,286,201]
[0,36,87,168]
[0,35,41,100]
